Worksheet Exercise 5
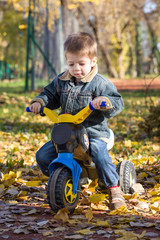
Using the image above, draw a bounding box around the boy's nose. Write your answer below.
[74,64,80,70]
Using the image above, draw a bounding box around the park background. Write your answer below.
[0,0,160,239]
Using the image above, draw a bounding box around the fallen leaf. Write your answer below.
[37,220,49,226]
[64,235,84,239]
[42,231,53,236]
[88,193,106,203]
[53,227,66,232]
[54,208,69,223]
[93,220,110,227]
[85,208,93,222]
[25,181,41,187]
[22,208,37,215]
[75,229,95,235]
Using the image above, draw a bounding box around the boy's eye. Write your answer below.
[69,64,74,66]
[80,63,85,66]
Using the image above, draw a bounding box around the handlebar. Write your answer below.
[26,107,31,112]
[26,101,106,113]
[26,106,45,116]
[26,101,107,124]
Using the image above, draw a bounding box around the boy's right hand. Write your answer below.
[30,102,41,114]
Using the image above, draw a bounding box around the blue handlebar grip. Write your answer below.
[89,101,106,111]
[100,101,106,107]
[26,107,31,112]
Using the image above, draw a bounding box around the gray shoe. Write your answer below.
[108,186,127,210]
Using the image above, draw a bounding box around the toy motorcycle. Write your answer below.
[26,102,136,213]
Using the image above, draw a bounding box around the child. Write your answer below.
[29,32,126,210]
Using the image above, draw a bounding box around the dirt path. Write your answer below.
[111,77,160,90]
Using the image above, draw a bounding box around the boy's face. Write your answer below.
[66,52,97,81]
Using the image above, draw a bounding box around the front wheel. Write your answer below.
[47,166,80,213]
[116,160,136,194]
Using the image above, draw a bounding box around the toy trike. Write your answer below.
[26,102,136,213]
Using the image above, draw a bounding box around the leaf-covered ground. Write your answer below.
[0,86,160,239]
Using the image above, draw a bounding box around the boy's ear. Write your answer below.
[91,57,97,67]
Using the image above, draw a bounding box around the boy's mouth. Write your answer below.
[75,73,82,77]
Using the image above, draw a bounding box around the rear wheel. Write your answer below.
[47,166,80,213]
[116,160,136,194]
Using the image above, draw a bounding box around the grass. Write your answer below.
[0,78,49,94]
[0,78,160,161]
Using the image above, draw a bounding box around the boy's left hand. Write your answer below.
[91,98,104,110]
[91,96,113,110]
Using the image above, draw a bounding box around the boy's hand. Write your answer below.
[91,97,105,110]
[30,102,41,114]
[91,96,113,110]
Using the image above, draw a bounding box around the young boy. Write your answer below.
[29,32,126,210]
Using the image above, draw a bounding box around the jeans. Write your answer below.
[36,138,119,187]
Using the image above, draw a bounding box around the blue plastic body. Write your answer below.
[49,153,82,194]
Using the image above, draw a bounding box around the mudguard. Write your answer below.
[48,153,82,194]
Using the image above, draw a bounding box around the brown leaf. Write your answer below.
[54,208,69,223]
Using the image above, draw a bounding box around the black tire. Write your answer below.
[116,160,136,194]
[47,166,80,213]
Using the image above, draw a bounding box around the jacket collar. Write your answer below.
[59,64,98,83]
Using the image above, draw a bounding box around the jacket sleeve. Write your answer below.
[30,76,60,110]
[98,78,124,118]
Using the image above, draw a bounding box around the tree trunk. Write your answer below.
[77,6,118,78]
[127,32,135,77]
[135,21,143,77]
[115,20,125,79]
[143,12,160,73]
[40,0,50,80]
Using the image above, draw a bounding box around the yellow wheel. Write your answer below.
[65,179,77,203]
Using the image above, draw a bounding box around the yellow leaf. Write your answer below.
[149,191,158,196]
[155,183,160,189]
[93,219,110,227]
[26,181,41,187]
[67,219,78,224]
[54,208,69,223]
[16,170,22,179]
[138,172,148,178]
[4,171,16,180]
[91,203,108,211]
[150,202,160,212]
[40,204,49,208]
[109,206,129,215]
[123,194,132,200]
[0,184,5,194]
[114,229,146,239]
[152,197,160,202]
[18,191,27,197]
[43,231,53,236]
[88,179,98,188]
[0,184,5,189]
[75,229,95,235]
[124,140,132,148]
[18,24,27,30]
[88,193,106,203]
[155,175,160,180]
[131,192,138,199]
[3,178,15,187]
[3,109,8,113]
[8,200,18,205]
[85,208,93,222]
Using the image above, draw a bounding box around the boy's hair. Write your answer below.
[64,32,97,59]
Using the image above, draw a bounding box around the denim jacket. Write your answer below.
[31,65,124,139]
